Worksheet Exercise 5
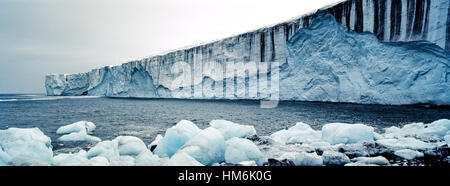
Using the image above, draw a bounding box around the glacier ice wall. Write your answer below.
[45,0,450,105]
[281,13,449,105]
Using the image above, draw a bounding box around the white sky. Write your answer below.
[0,0,340,93]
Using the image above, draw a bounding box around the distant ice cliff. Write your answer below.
[46,0,450,105]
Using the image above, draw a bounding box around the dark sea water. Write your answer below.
[0,94,449,154]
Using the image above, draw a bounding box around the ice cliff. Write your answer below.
[45,0,450,105]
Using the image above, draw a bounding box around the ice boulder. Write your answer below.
[56,121,96,134]
[148,134,163,151]
[350,156,389,166]
[87,140,120,162]
[270,122,322,144]
[114,136,147,156]
[384,119,450,138]
[322,123,374,145]
[224,137,266,166]
[134,149,167,166]
[445,134,450,144]
[0,128,53,165]
[394,149,424,160]
[376,137,435,150]
[154,120,202,157]
[277,152,323,166]
[176,127,225,165]
[53,150,89,166]
[165,152,204,166]
[56,121,100,142]
[210,120,257,140]
[321,151,351,166]
[58,131,101,142]
[87,156,110,166]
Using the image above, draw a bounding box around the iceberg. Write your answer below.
[56,121,100,142]
[53,150,89,166]
[0,128,53,165]
[224,137,266,166]
[321,151,351,166]
[270,122,322,144]
[115,136,147,156]
[164,152,204,166]
[176,127,225,165]
[350,156,390,166]
[86,140,120,162]
[134,149,167,166]
[321,123,374,145]
[210,120,257,140]
[153,120,202,157]
[277,152,323,166]
[394,149,424,160]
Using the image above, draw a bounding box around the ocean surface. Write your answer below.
[0,94,449,155]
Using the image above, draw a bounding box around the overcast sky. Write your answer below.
[0,0,340,94]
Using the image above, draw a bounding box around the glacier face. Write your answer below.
[281,13,450,105]
[45,0,450,105]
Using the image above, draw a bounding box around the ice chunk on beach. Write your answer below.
[134,149,167,166]
[224,137,266,166]
[322,151,351,166]
[394,149,424,160]
[56,121,100,142]
[270,122,322,144]
[210,120,257,140]
[148,134,163,151]
[87,140,120,162]
[165,152,204,166]
[445,134,450,144]
[154,120,202,157]
[376,137,435,150]
[53,150,89,166]
[0,128,53,165]
[322,123,374,145]
[384,119,450,138]
[176,127,225,165]
[87,156,110,166]
[114,136,147,156]
[58,131,101,142]
[278,152,323,166]
[350,156,389,166]
[56,121,96,134]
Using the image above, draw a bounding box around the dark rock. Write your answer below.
[263,158,296,166]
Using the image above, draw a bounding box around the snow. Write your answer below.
[238,160,257,166]
[224,137,266,166]
[394,149,424,160]
[0,128,53,165]
[277,152,323,166]
[210,120,257,140]
[270,122,322,144]
[164,152,204,166]
[56,121,100,142]
[445,135,450,144]
[321,151,351,166]
[153,120,202,157]
[321,123,374,145]
[175,127,225,165]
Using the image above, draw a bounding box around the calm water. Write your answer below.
[0,94,449,154]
